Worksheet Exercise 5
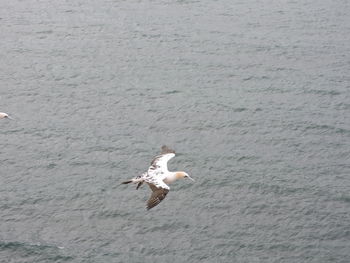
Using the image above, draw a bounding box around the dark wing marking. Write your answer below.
[150,145,175,166]
[161,145,175,154]
[146,188,169,210]
[147,182,158,192]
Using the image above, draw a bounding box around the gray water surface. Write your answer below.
[1,0,350,262]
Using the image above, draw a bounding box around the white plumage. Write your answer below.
[0,112,13,120]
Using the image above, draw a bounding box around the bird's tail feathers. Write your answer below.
[121,177,144,185]
[121,180,132,184]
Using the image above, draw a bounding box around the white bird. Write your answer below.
[0,112,13,120]
[122,145,194,210]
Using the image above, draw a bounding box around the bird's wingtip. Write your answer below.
[161,145,175,154]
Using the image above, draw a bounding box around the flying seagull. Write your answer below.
[122,146,194,210]
[0,112,13,120]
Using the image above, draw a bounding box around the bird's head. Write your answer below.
[175,172,195,182]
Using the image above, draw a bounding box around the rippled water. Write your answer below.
[1,0,349,262]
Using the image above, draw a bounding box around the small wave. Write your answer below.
[0,241,64,251]
[334,195,350,203]
[237,155,259,162]
[303,123,350,135]
[36,30,53,34]
[0,241,72,261]
[303,89,341,96]
[233,107,247,112]
[97,209,134,219]
[248,182,308,196]
[163,90,181,95]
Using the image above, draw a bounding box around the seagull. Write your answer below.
[0,112,13,120]
[122,146,194,210]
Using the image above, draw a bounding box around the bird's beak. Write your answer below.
[7,116,14,120]
[187,176,195,182]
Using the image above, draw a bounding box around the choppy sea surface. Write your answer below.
[1,0,349,262]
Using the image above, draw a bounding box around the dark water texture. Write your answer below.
[0,0,349,262]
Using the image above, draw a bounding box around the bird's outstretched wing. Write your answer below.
[144,146,174,209]
[146,187,169,210]
[145,176,170,210]
[160,145,175,154]
[148,146,175,173]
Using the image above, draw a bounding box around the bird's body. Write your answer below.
[0,112,13,120]
[122,146,194,210]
